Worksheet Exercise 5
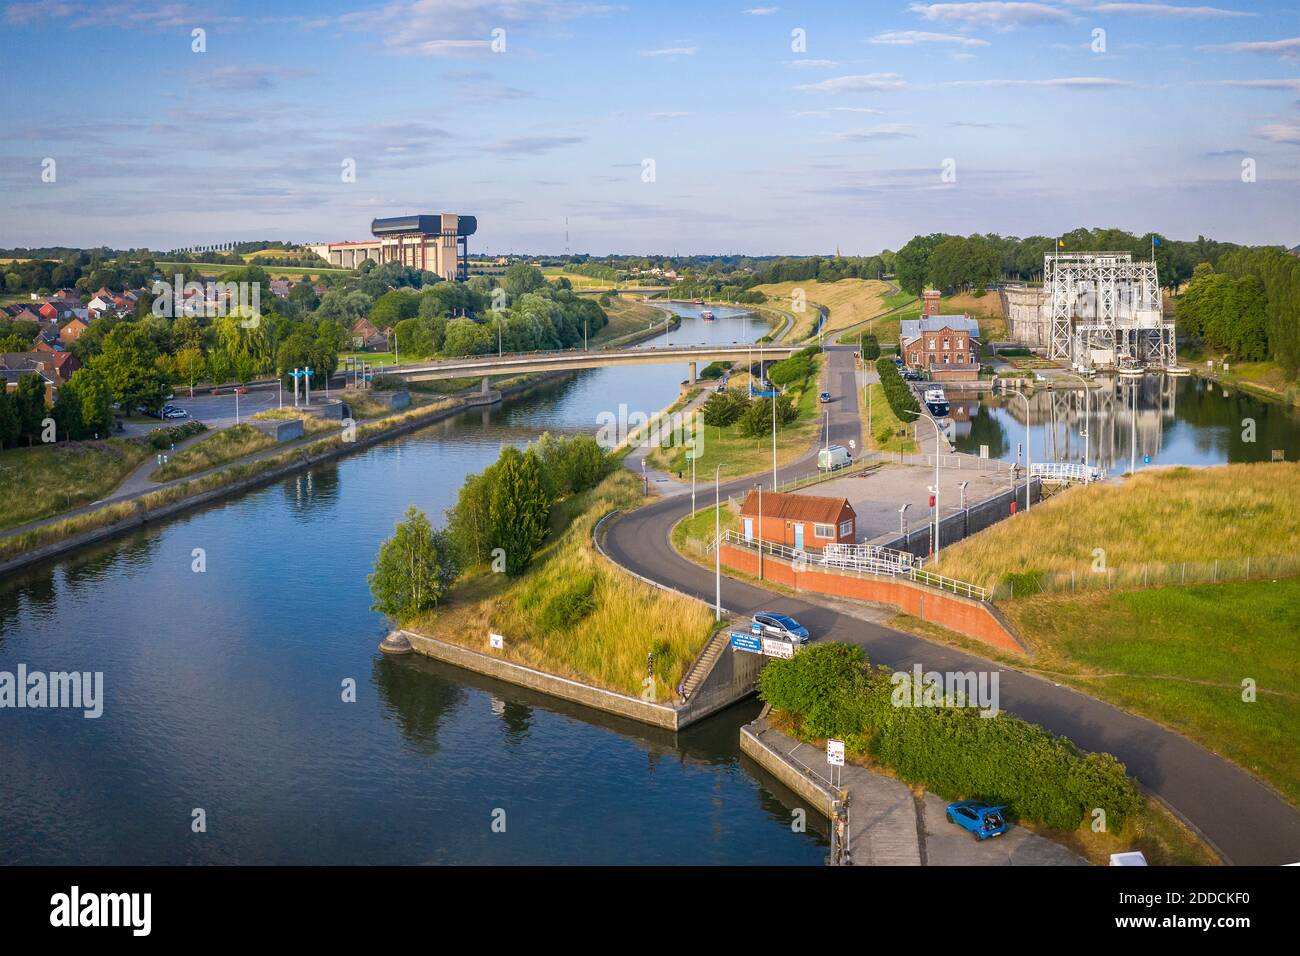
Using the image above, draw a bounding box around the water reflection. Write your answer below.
[948,373,1300,474]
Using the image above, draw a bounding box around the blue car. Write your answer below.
[946,801,1008,840]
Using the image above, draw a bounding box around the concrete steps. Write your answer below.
[680,629,729,699]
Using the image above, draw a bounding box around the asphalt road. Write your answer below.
[603,344,1300,865]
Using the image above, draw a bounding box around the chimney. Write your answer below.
[922,289,941,317]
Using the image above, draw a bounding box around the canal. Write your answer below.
[0,304,831,865]
[945,373,1300,474]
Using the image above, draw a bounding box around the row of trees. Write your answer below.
[0,367,115,449]
[876,357,920,421]
[1176,265,1269,362]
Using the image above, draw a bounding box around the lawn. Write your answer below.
[151,424,275,481]
[0,439,151,531]
[931,462,1300,593]
[1003,579,1300,807]
[153,260,351,278]
[592,294,671,344]
[646,353,824,481]
[751,279,894,341]
[405,469,716,700]
[862,380,918,453]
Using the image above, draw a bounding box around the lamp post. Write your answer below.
[772,384,778,492]
[1004,387,1032,511]
[1058,371,1091,472]
[757,483,763,581]
[958,480,970,511]
[927,484,939,559]
[898,502,910,537]
[902,407,943,560]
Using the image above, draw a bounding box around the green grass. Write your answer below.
[151,424,275,481]
[0,439,151,531]
[406,469,716,699]
[863,381,918,453]
[154,260,351,278]
[647,356,824,480]
[592,295,670,344]
[1004,579,1300,806]
[932,462,1300,593]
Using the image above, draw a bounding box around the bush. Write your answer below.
[767,353,812,387]
[860,333,881,361]
[760,642,1143,832]
[700,389,749,427]
[370,373,404,391]
[876,356,920,422]
[698,361,730,380]
[147,420,206,450]
[538,573,597,630]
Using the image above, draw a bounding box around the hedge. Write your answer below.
[760,643,1142,832]
[875,356,920,421]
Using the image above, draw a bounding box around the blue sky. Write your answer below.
[1,0,1297,255]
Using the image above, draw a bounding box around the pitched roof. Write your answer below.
[900,315,980,341]
[738,490,853,524]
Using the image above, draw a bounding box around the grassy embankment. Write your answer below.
[0,397,459,564]
[0,440,152,531]
[862,379,919,453]
[592,294,670,344]
[405,469,716,700]
[645,351,824,481]
[151,425,274,481]
[921,462,1300,806]
[750,279,894,342]
[1179,341,1300,407]
[153,260,350,279]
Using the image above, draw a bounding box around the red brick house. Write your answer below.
[739,490,856,551]
[899,314,981,383]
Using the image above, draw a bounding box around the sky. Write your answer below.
[1,0,1298,256]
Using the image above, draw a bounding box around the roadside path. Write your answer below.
[604,343,1300,865]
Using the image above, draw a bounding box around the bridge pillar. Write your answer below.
[688,361,697,384]
[481,376,491,394]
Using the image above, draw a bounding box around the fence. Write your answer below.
[874,479,1043,560]
[858,448,1016,475]
[992,553,1300,600]
[719,530,988,602]
[1029,461,1103,484]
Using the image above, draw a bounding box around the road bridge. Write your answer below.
[385,343,803,385]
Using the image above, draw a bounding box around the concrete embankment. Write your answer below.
[395,625,764,731]
[0,371,568,579]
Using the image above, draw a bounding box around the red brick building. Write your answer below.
[739,490,856,551]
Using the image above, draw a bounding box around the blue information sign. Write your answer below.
[730,632,762,654]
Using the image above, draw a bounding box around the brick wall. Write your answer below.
[720,544,1025,654]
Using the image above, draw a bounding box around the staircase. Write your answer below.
[680,629,730,700]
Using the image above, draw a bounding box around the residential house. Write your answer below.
[350,318,388,351]
[738,490,857,551]
[59,316,90,345]
[270,279,292,298]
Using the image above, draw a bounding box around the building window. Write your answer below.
[944,354,950,364]
[838,520,853,538]
[969,352,975,364]
[813,523,834,538]
[943,338,949,350]
[928,338,936,350]
[956,337,963,349]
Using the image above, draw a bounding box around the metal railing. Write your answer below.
[1029,461,1103,484]
[719,530,988,602]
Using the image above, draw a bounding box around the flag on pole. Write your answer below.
[1057,238,1065,249]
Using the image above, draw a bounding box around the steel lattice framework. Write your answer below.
[1044,252,1175,370]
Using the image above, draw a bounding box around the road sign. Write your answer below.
[730,632,762,654]
[489,633,504,650]
[827,739,845,767]
[762,637,795,659]
[1143,455,1150,465]
[750,620,763,635]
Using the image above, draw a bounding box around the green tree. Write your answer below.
[52,377,84,440]
[487,446,550,575]
[368,506,459,619]
[0,388,19,448]
[14,372,47,445]
[70,367,114,436]
[92,322,169,413]
[739,393,796,437]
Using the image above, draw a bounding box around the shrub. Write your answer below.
[699,361,730,380]
[761,642,1143,833]
[860,333,881,361]
[538,573,597,630]
[701,389,749,427]
[876,356,920,422]
[767,353,812,387]
[739,394,796,437]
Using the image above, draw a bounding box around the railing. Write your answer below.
[859,448,1016,475]
[820,542,918,576]
[774,458,878,493]
[1029,461,1103,484]
[719,530,988,602]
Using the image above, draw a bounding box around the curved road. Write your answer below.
[604,343,1300,865]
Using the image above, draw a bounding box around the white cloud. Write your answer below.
[743,6,779,14]
[1204,37,1300,61]
[1257,121,1300,143]
[833,124,916,140]
[639,46,697,56]
[907,2,1074,30]
[945,75,1137,87]
[1088,3,1253,19]
[870,30,990,47]
[1216,78,1300,90]
[788,59,839,68]
[794,73,907,93]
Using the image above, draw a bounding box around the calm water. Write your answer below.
[945,374,1300,475]
[0,305,829,865]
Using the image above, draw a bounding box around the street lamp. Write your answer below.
[902,407,943,560]
[958,480,970,511]
[927,484,939,559]
[714,464,722,621]
[1003,386,1033,512]
[898,502,910,537]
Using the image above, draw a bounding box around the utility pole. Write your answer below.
[714,465,722,621]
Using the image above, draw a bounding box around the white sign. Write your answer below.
[762,637,795,659]
[827,738,845,767]
[489,633,504,650]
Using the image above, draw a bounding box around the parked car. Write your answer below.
[164,409,189,419]
[819,391,831,403]
[750,612,810,644]
[946,801,1008,840]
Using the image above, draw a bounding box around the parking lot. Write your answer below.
[121,385,287,436]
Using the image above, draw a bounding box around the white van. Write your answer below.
[818,444,851,471]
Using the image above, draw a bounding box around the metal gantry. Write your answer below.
[1044,252,1175,371]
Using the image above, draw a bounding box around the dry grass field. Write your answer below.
[751,279,894,341]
